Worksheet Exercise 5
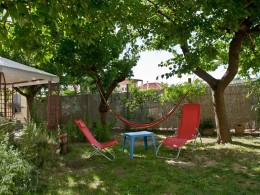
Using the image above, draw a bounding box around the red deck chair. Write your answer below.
[75,119,118,161]
[156,104,202,160]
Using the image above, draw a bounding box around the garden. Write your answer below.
[0,1,260,194]
[1,117,260,194]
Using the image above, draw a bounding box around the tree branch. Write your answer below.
[14,87,27,97]
[246,32,257,55]
[180,42,219,89]
[193,67,219,89]
[146,0,175,23]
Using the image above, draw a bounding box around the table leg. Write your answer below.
[143,136,148,150]
[130,136,135,159]
[151,134,157,152]
[122,135,127,154]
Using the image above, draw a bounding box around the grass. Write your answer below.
[42,132,260,195]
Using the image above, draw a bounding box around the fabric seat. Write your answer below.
[75,119,118,161]
[156,104,202,160]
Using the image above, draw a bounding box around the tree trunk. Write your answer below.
[15,85,43,122]
[191,29,247,144]
[99,98,109,126]
[212,87,232,143]
[26,96,34,120]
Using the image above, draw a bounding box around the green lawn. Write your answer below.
[43,133,260,195]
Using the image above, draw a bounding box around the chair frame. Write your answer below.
[156,130,202,160]
[75,119,118,161]
[156,104,202,160]
[87,145,116,161]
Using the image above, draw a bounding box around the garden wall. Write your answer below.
[36,83,259,130]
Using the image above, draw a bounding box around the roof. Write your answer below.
[0,56,59,88]
[119,78,143,85]
[141,82,162,90]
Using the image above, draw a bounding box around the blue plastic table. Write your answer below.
[122,131,157,159]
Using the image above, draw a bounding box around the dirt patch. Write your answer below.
[63,158,90,170]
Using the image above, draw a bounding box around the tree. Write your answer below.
[0,1,110,48]
[118,0,260,143]
[0,1,138,125]
[54,28,139,125]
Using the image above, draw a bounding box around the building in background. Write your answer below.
[118,79,143,93]
[141,82,162,90]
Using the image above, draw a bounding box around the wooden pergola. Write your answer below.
[0,56,60,130]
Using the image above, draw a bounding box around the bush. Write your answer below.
[199,118,215,130]
[61,119,115,143]
[0,137,37,194]
[0,117,15,142]
[16,122,58,168]
[61,119,86,143]
[92,120,115,142]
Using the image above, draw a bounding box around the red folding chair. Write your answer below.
[75,119,118,161]
[156,104,202,160]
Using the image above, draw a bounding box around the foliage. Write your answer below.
[123,82,160,113]
[118,0,260,143]
[53,28,139,125]
[61,119,86,143]
[246,79,260,111]
[91,120,115,142]
[159,79,206,104]
[61,118,115,143]
[0,1,119,57]
[122,79,206,115]
[16,122,58,168]
[199,118,215,131]
[54,30,139,90]
[0,136,37,194]
[0,118,15,142]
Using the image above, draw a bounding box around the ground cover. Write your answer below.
[43,132,260,195]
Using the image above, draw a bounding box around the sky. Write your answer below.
[132,50,226,85]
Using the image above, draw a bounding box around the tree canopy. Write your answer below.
[54,27,139,124]
[0,1,259,142]
[116,0,260,143]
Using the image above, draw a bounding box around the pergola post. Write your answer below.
[47,81,60,130]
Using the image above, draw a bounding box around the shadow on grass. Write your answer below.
[231,141,260,149]
[42,136,260,195]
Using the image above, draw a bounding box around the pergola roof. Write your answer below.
[0,56,59,88]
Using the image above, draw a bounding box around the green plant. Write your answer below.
[92,120,115,142]
[17,122,58,168]
[0,117,15,142]
[0,136,37,194]
[61,119,86,143]
[199,118,215,130]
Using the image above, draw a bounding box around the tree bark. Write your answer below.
[95,71,126,126]
[211,86,231,143]
[99,98,109,126]
[14,85,43,121]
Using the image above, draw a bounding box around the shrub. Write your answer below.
[61,119,115,143]
[0,117,15,142]
[16,122,58,168]
[0,136,37,194]
[199,118,215,130]
[92,120,115,142]
[61,119,86,143]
